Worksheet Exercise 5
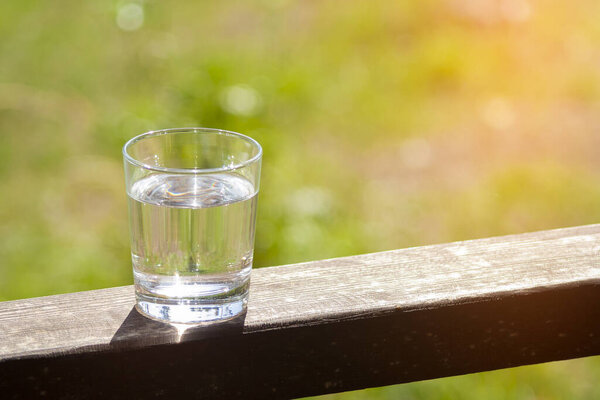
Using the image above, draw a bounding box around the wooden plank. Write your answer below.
[1,224,600,399]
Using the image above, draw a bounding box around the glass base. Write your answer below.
[135,293,247,324]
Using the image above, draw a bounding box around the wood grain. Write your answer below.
[1,224,600,399]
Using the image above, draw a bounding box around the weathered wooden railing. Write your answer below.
[1,224,600,399]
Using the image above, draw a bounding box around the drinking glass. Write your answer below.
[123,128,262,323]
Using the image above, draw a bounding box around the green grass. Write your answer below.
[308,357,600,400]
[1,0,599,398]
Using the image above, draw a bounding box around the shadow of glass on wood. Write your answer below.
[109,306,246,350]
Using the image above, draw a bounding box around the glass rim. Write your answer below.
[122,127,263,174]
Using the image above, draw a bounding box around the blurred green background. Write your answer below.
[1,0,599,398]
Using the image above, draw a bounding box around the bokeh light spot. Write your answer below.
[481,97,516,131]
[501,0,532,23]
[219,85,263,116]
[400,138,433,170]
[116,3,144,32]
[286,187,333,218]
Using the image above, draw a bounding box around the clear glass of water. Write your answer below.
[123,128,261,324]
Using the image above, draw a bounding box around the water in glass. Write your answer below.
[127,172,257,323]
